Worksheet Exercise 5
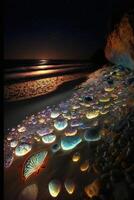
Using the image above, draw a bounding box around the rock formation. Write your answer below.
[105,10,134,70]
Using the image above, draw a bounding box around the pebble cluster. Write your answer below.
[4,64,134,200]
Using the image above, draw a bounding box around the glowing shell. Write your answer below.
[64,179,75,194]
[48,179,61,197]
[15,143,32,157]
[23,151,48,180]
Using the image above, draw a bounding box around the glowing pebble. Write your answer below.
[10,140,18,148]
[34,136,41,142]
[23,151,48,180]
[99,97,110,103]
[50,110,60,119]
[84,128,101,142]
[86,110,99,119]
[79,102,87,106]
[83,102,91,107]
[80,160,90,172]
[72,152,80,162]
[18,126,26,133]
[100,109,109,115]
[54,118,68,131]
[61,136,82,151]
[11,128,16,131]
[62,113,71,120]
[7,135,13,141]
[15,143,32,157]
[65,127,77,136]
[19,184,38,200]
[37,127,53,136]
[38,118,45,124]
[104,103,111,109]
[70,119,83,127]
[15,143,32,156]
[72,104,80,110]
[104,87,114,92]
[42,134,56,144]
[64,179,75,194]
[48,179,61,197]
[80,97,92,107]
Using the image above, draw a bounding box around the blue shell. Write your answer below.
[23,151,48,179]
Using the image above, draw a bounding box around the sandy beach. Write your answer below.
[4,75,87,133]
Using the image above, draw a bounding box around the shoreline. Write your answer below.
[4,76,87,133]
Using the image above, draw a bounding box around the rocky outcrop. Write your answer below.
[105,10,134,70]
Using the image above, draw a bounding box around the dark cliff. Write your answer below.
[105,10,134,70]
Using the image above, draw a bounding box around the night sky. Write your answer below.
[4,0,133,60]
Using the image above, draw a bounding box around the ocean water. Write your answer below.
[4,59,98,82]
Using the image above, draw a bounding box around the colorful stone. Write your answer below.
[72,152,80,162]
[48,179,61,197]
[42,134,56,144]
[15,143,32,157]
[61,136,82,151]
[64,179,75,194]
[86,110,99,119]
[54,118,68,131]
